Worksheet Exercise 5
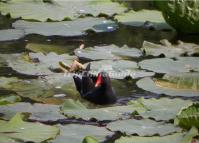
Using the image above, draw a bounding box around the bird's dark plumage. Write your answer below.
[73,70,117,105]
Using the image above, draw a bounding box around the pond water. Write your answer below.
[1,13,199,107]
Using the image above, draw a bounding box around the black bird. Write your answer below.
[73,68,117,105]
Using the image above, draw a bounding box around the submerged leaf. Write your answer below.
[107,118,181,136]
[0,113,59,143]
[26,43,72,54]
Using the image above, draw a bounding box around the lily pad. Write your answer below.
[142,40,199,58]
[0,102,66,121]
[82,136,99,143]
[115,10,173,30]
[0,75,77,103]
[25,43,72,54]
[61,99,145,121]
[52,124,113,143]
[115,128,198,143]
[0,52,76,76]
[128,98,193,121]
[0,113,59,143]
[87,60,154,79]
[74,44,142,61]
[139,57,199,74]
[107,119,181,136]
[136,73,199,97]
[13,17,118,37]
[0,94,21,105]
[0,0,126,21]
[0,29,24,42]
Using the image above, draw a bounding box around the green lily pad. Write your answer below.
[61,99,144,121]
[107,119,181,136]
[142,40,199,58]
[25,43,72,54]
[0,102,65,121]
[128,98,193,121]
[0,52,76,76]
[52,124,113,143]
[115,127,198,143]
[0,29,24,42]
[136,73,199,97]
[0,75,77,103]
[86,60,154,79]
[75,44,142,61]
[175,103,199,129]
[0,0,126,21]
[0,94,21,105]
[115,10,173,30]
[0,113,59,143]
[139,57,199,74]
[13,17,118,37]
[82,136,99,143]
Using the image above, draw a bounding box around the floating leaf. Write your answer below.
[107,119,181,136]
[0,113,59,143]
[115,10,173,30]
[52,124,112,143]
[128,98,192,121]
[0,0,126,21]
[86,60,154,79]
[0,94,21,105]
[13,18,118,37]
[61,99,145,121]
[0,75,77,103]
[82,136,99,143]
[0,29,24,42]
[139,57,199,74]
[175,103,199,129]
[115,128,198,143]
[25,43,73,54]
[75,44,142,61]
[0,53,76,76]
[0,102,65,122]
[141,40,199,58]
[136,73,199,97]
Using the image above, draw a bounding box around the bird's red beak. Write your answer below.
[95,73,102,87]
